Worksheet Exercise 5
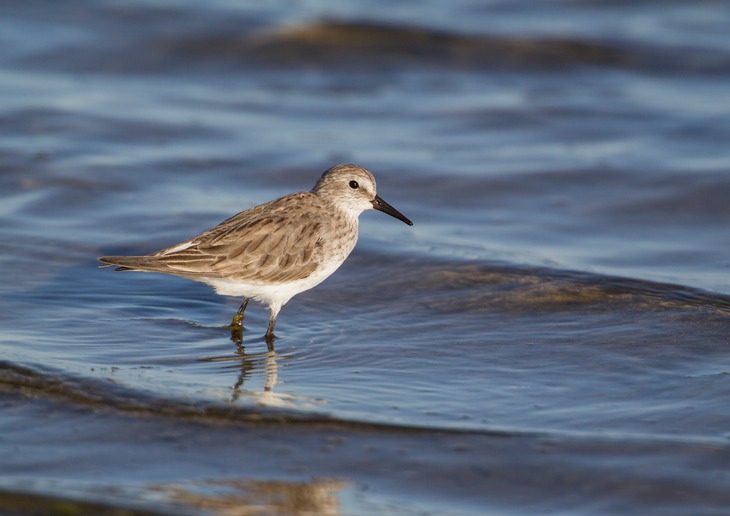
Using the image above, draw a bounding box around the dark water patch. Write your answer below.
[0,489,168,516]
[329,253,730,318]
[0,358,526,438]
[0,1,259,66]
[243,21,628,71]
[3,386,730,515]
[0,359,332,426]
[0,107,226,146]
[20,18,730,76]
[592,173,730,226]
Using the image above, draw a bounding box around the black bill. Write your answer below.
[372,195,413,226]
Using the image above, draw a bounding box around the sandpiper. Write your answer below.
[99,164,413,348]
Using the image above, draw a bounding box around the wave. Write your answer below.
[22,20,730,75]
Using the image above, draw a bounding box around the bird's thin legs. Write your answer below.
[264,304,281,352]
[265,315,276,352]
[230,298,249,328]
[229,298,278,351]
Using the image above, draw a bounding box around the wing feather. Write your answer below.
[147,192,330,283]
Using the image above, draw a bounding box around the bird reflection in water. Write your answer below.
[199,328,320,408]
[152,477,348,516]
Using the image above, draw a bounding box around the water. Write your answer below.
[2,0,730,514]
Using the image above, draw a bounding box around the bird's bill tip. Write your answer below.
[372,195,413,226]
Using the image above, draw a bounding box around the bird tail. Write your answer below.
[98,255,169,273]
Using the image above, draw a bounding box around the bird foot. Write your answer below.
[229,325,243,346]
[264,332,276,352]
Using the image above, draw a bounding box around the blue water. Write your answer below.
[2,1,730,514]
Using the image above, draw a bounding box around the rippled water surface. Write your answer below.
[2,1,730,514]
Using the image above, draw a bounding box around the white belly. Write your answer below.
[200,251,348,311]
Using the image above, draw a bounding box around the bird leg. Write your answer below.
[230,298,249,328]
[264,308,278,352]
[228,298,249,346]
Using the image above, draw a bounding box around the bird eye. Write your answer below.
[349,180,359,189]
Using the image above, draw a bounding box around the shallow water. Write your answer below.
[2,0,730,514]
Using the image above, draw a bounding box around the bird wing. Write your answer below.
[152,193,328,284]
